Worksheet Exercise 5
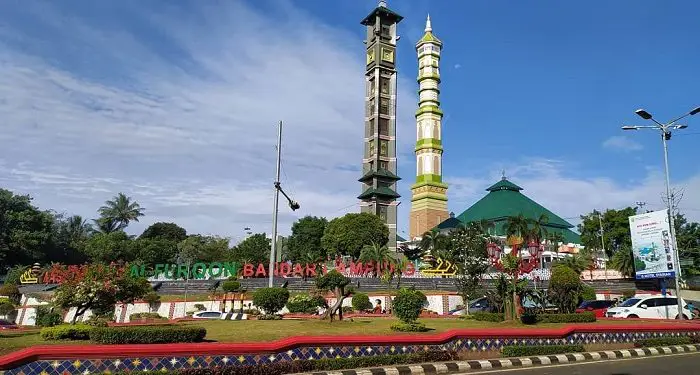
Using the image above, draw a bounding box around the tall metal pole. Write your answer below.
[268,121,283,288]
[598,213,608,282]
[661,132,684,319]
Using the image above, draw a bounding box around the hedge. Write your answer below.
[521,312,596,325]
[390,322,429,332]
[89,325,206,344]
[634,336,693,347]
[472,312,505,322]
[40,325,93,341]
[130,312,167,321]
[112,351,459,375]
[502,344,585,357]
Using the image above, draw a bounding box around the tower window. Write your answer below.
[379,98,389,115]
[379,140,388,156]
[379,118,389,136]
[380,78,390,95]
[379,205,388,221]
[368,98,375,116]
[369,141,376,157]
[367,78,376,97]
[379,161,388,170]
[381,24,391,38]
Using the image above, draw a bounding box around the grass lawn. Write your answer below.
[0,318,671,356]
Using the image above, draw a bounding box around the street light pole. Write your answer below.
[622,105,700,320]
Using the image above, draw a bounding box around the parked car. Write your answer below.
[0,319,18,330]
[191,311,224,320]
[605,296,692,319]
[576,300,616,318]
[449,297,493,315]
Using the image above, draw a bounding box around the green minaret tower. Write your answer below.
[358,0,403,252]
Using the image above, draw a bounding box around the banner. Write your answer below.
[628,209,676,279]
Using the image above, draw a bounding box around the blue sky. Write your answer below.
[1,0,699,242]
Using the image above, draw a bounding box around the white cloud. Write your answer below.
[0,1,417,242]
[454,64,461,69]
[602,135,643,152]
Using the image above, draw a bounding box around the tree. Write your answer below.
[131,237,179,265]
[84,231,133,263]
[284,216,328,262]
[321,213,388,259]
[359,242,394,277]
[52,265,151,323]
[178,235,232,263]
[0,189,55,267]
[448,222,490,313]
[232,233,270,263]
[351,293,373,312]
[50,214,92,264]
[316,270,352,322]
[548,265,582,313]
[578,207,636,258]
[674,213,700,276]
[97,193,145,231]
[611,245,635,278]
[140,222,187,242]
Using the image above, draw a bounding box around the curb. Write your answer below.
[299,344,700,375]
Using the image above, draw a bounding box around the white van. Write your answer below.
[605,296,692,319]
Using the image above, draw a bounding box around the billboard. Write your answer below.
[628,209,676,279]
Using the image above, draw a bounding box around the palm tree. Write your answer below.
[611,246,635,278]
[93,217,121,234]
[528,214,549,243]
[558,254,588,275]
[505,215,530,247]
[98,193,145,230]
[546,232,566,264]
[359,242,394,277]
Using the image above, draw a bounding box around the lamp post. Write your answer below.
[622,105,700,319]
[269,121,301,287]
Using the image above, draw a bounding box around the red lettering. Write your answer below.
[255,264,267,277]
[279,263,291,277]
[293,264,304,277]
[363,261,374,275]
[242,264,254,277]
[349,261,363,275]
[404,262,415,276]
[305,263,317,277]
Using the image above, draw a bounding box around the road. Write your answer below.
[462,352,700,374]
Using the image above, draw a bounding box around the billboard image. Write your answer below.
[628,209,676,279]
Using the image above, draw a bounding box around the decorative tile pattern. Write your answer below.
[4,330,699,375]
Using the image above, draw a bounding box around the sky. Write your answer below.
[1,0,699,244]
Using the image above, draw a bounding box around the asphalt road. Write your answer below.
[462,352,700,374]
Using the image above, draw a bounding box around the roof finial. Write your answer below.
[378,0,387,8]
[425,14,432,32]
[501,169,507,180]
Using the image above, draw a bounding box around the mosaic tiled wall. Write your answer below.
[3,330,698,375]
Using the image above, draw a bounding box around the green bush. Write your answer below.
[40,324,93,341]
[35,306,63,327]
[286,294,324,314]
[351,293,373,312]
[84,315,111,327]
[0,301,15,316]
[0,284,21,305]
[523,312,596,324]
[472,312,505,322]
[222,280,241,293]
[112,351,459,375]
[392,288,427,323]
[634,336,692,347]
[579,284,596,302]
[502,344,585,357]
[549,265,581,313]
[390,322,430,332]
[193,304,206,311]
[252,287,290,315]
[130,312,167,321]
[89,325,206,344]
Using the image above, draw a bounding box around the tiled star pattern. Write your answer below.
[4,331,697,375]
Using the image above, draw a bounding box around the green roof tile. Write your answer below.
[357,186,401,200]
[358,168,401,182]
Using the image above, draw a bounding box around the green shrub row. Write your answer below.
[112,351,459,375]
[502,344,585,357]
[521,312,596,325]
[472,312,505,322]
[89,325,207,344]
[634,336,693,347]
[130,312,167,321]
[40,325,93,341]
[35,306,63,327]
